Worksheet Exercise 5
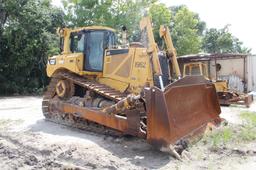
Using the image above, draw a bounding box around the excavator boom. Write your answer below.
[159,25,181,79]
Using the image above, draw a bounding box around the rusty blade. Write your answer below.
[145,76,221,148]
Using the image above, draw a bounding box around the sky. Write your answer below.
[52,0,256,53]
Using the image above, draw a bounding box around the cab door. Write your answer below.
[84,31,105,72]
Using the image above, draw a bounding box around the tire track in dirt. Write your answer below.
[0,132,106,170]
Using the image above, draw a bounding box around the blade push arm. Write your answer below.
[159,25,181,79]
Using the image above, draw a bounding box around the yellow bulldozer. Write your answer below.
[183,62,253,107]
[42,17,221,159]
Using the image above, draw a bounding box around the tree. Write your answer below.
[0,0,64,95]
[170,5,206,36]
[63,0,156,41]
[170,6,202,56]
[202,26,251,53]
[149,3,171,45]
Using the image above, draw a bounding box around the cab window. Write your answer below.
[85,31,105,71]
[70,33,85,53]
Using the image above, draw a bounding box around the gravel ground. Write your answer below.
[0,96,256,170]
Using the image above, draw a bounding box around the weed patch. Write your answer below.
[203,126,234,148]
[202,111,256,148]
[240,111,256,125]
[238,111,256,141]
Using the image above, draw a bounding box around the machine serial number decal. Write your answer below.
[135,62,146,68]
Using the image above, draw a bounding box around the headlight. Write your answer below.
[49,59,56,65]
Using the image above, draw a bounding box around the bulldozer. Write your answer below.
[183,62,253,107]
[42,17,221,159]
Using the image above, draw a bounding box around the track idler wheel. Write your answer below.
[55,79,74,99]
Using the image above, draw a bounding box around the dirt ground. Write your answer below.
[0,96,256,170]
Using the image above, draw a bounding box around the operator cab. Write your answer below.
[69,28,117,72]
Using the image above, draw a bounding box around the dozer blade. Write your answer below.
[144,76,221,150]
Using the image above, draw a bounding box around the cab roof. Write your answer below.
[70,26,115,33]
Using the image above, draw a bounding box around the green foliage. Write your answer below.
[149,3,171,45]
[202,27,251,54]
[0,0,64,95]
[63,0,156,41]
[170,5,206,36]
[170,5,249,55]
[170,6,202,56]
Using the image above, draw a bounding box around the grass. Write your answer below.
[240,111,256,125]
[204,126,234,147]
[202,111,256,148]
[238,111,256,141]
[238,126,256,141]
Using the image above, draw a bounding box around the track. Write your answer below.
[61,72,127,101]
[42,71,128,136]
